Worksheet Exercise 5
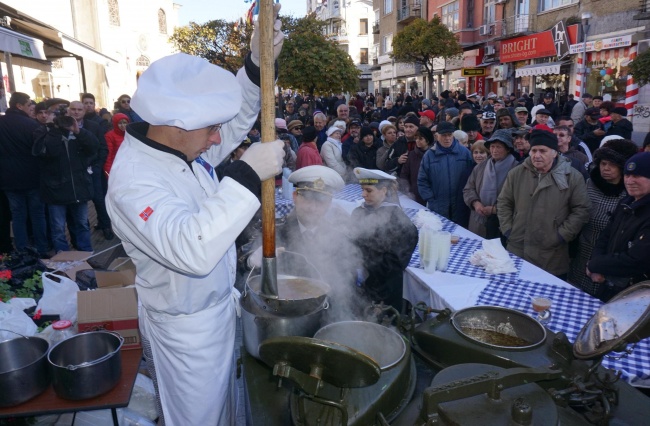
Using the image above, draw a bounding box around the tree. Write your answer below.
[277,15,360,97]
[629,48,650,87]
[169,19,253,74]
[391,17,463,95]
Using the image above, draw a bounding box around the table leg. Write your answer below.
[71,411,76,425]
[111,408,119,426]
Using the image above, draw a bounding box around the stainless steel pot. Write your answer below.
[47,331,123,400]
[0,332,50,407]
[241,290,326,359]
[246,274,330,316]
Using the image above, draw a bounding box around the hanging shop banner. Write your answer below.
[500,24,578,63]
[551,21,570,60]
[569,35,632,54]
[461,68,486,77]
[476,76,486,96]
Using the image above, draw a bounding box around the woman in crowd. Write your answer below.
[471,140,489,164]
[103,113,130,178]
[463,129,519,238]
[568,139,639,295]
[348,127,381,169]
[320,126,347,180]
[351,168,418,311]
[453,130,469,148]
[400,126,433,206]
[376,123,398,171]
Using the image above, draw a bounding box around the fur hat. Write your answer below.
[404,115,420,127]
[360,126,374,139]
[460,114,481,132]
[594,139,640,169]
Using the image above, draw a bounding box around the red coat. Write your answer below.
[103,113,129,175]
[296,142,322,169]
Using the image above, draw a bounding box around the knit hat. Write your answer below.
[404,115,420,127]
[594,139,639,169]
[416,126,434,145]
[378,120,392,133]
[445,107,459,118]
[496,108,512,119]
[624,152,650,179]
[437,122,456,135]
[360,126,374,139]
[275,118,288,131]
[326,126,343,137]
[528,128,558,150]
[612,107,628,117]
[287,120,303,131]
[301,125,317,142]
[461,114,481,131]
[485,129,514,151]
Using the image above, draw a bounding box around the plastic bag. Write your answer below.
[35,272,79,323]
[0,301,38,340]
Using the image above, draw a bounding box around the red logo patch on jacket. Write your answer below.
[139,206,154,221]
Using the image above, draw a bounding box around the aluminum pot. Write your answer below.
[246,274,331,317]
[0,333,50,407]
[241,290,327,359]
[47,331,123,400]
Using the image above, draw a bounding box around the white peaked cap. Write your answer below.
[289,165,345,194]
[353,167,396,184]
[131,53,242,131]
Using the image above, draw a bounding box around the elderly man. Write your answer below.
[587,152,650,301]
[570,93,592,123]
[313,111,328,150]
[480,111,496,139]
[512,127,531,161]
[418,121,474,221]
[336,103,350,122]
[104,7,285,424]
[498,129,590,278]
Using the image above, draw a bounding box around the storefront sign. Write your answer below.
[569,35,633,54]
[445,57,463,70]
[381,64,393,78]
[551,21,570,60]
[500,24,577,63]
[396,62,420,77]
[359,74,372,80]
[476,76,485,96]
[431,57,445,71]
[462,68,486,77]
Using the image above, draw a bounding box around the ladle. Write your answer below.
[259,0,279,299]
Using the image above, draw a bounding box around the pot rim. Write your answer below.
[47,331,124,370]
[0,336,50,375]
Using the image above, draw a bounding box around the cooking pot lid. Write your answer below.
[259,336,381,388]
[574,282,650,360]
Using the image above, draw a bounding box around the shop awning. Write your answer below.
[515,61,569,78]
[0,25,46,60]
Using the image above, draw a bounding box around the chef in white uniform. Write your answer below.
[105,6,285,425]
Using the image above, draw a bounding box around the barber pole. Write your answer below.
[625,44,638,117]
[574,56,583,98]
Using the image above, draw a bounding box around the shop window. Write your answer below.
[360,48,368,64]
[158,9,167,34]
[442,1,459,31]
[384,0,393,15]
[586,56,630,104]
[383,33,393,54]
[539,0,576,12]
[360,18,368,35]
[108,0,120,26]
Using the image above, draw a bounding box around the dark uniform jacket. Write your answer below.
[32,125,98,205]
[351,203,418,311]
[588,194,650,300]
[606,118,633,140]
[0,108,41,191]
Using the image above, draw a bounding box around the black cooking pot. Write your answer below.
[0,333,50,407]
[48,331,123,400]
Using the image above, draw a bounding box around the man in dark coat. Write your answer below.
[605,107,633,140]
[574,107,603,152]
[33,105,99,252]
[382,115,419,176]
[81,93,110,134]
[348,127,382,169]
[588,152,650,301]
[541,92,561,121]
[0,92,49,255]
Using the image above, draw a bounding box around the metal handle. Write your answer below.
[0,328,29,339]
[66,331,124,371]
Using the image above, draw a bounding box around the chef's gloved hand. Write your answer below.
[240,140,284,181]
[247,245,285,269]
[250,3,284,67]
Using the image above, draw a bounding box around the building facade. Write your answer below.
[0,0,178,111]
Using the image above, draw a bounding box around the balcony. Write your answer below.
[497,14,535,39]
[397,1,422,24]
[327,29,349,44]
[372,21,380,34]
[634,0,650,19]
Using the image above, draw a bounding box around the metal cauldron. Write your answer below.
[48,331,123,400]
[451,306,547,350]
[0,332,50,407]
[246,274,330,316]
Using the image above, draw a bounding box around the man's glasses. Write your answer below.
[121,99,130,104]
[294,126,304,130]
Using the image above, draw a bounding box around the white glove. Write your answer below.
[240,140,284,181]
[250,3,284,67]
[247,245,285,269]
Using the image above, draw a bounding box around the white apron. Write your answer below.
[139,290,240,425]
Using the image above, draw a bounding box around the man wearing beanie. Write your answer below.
[605,107,633,140]
[382,114,419,176]
[498,129,590,278]
[400,126,434,205]
[296,126,323,169]
[587,152,650,301]
[460,113,483,147]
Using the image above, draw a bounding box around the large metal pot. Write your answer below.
[246,274,330,316]
[47,331,123,400]
[241,291,326,359]
[0,334,50,407]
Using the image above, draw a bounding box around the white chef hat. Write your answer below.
[353,167,396,184]
[289,165,344,195]
[131,53,242,131]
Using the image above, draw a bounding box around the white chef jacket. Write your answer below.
[105,67,261,425]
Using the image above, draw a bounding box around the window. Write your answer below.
[539,0,576,12]
[382,33,393,54]
[158,9,167,34]
[384,0,393,15]
[360,18,368,35]
[360,48,368,64]
[484,0,496,25]
[136,55,150,68]
[441,1,459,31]
[108,0,120,26]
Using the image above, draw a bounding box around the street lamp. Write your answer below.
[580,12,591,96]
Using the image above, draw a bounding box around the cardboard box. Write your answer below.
[95,257,137,288]
[41,251,93,280]
[77,287,140,350]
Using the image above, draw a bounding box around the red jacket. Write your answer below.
[103,113,130,176]
[296,142,322,169]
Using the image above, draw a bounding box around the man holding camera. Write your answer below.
[32,99,98,252]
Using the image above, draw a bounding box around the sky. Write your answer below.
[177,0,307,25]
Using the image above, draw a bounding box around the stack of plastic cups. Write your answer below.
[419,227,451,273]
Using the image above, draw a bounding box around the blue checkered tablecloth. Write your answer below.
[333,184,363,202]
[476,279,650,385]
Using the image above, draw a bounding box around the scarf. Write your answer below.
[326,137,342,154]
[479,154,518,209]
